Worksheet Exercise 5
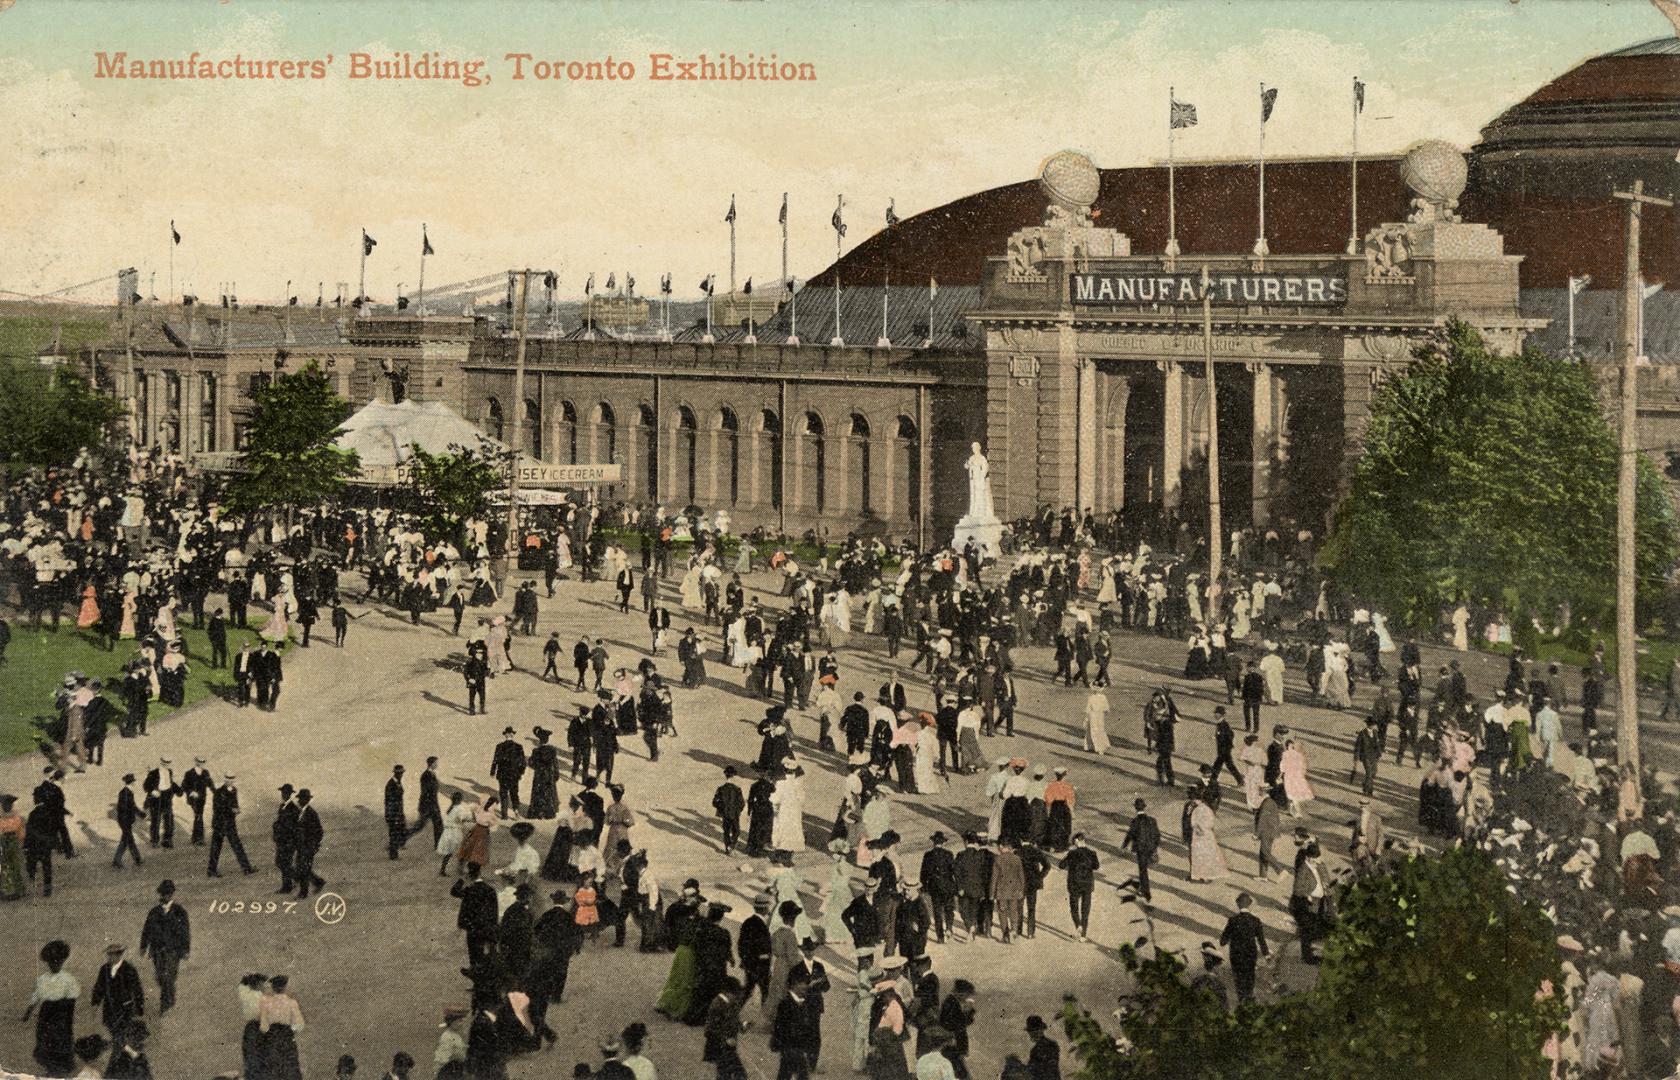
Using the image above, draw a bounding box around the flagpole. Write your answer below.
[704,277,714,343]
[418,224,427,316]
[168,223,175,308]
[729,195,737,295]
[358,231,368,319]
[926,278,936,348]
[831,195,844,347]
[1347,77,1360,256]
[1254,82,1270,258]
[784,193,799,346]
[1166,86,1180,259]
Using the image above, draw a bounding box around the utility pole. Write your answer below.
[503,269,533,578]
[1612,179,1671,798]
[1200,264,1222,614]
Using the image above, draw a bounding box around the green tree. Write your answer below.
[402,440,504,545]
[0,359,125,468]
[1312,846,1565,1080]
[1322,320,1677,631]
[225,362,359,516]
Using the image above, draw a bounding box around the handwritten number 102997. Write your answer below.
[207,899,297,915]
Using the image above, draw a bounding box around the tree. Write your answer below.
[402,440,503,545]
[0,359,124,468]
[1311,846,1566,1080]
[225,362,359,516]
[1322,320,1677,632]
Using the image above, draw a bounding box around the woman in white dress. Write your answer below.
[487,617,511,675]
[1450,603,1470,651]
[679,559,705,612]
[260,590,291,643]
[1229,592,1252,640]
[436,792,473,875]
[769,766,806,857]
[1281,738,1315,815]
[1322,643,1352,708]
[912,716,940,793]
[154,596,178,643]
[1240,737,1267,810]
[1372,612,1395,654]
[1084,689,1111,756]
[554,531,573,570]
[819,839,852,943]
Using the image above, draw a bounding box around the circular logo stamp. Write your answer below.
[312,892,347,925]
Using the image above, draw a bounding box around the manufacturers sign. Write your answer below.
[1071,272,1347,306]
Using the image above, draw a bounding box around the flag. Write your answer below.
[785,279,795,296]
[606,273,615,291]
[700,275,714,296]
[288,296,298,307]
[315,295,322,308]
[362,230,377,256]
[397,296,410,311]
[334,293,343,307]
[627,273,635,294]
[779,194,787,226]
[886,200,899,228]
[543,271,558,290]
[422,228,433,257]
[1569,275,1592,295]
[585,273,595,294]
[221,294,229,309]
[1170,98,1197,129]
[1645,282,1665,301]
[743,277,753,295]
[930,276,938,298]
[661,273,672,295]
[183,295,196,306]
[832,206,846,238]
[725,196,736,224]
[1353,78,1365,114]
[170,220,181,245]
[1260,86,1278,123]
[129,292,142,305]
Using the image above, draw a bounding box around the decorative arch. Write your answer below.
[558,400,579,463]
[636,404,657,499]
[803,410,827,513]
[896,415,921,523]
[718,407,741,505]
[524,398,542,459]
[485,396,504,442]
[761,408,783,509]
[592,401,617,466]
[675,405,699,503]
[849,412,873,513]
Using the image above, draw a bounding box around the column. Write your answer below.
[1249,361,1275,525]
[1106,376,1131,511]
[1076,357,1096,513]
[1160,361,1184,509]
[705,428,720,505]
[182,371,199,456]
[917,385,930,549]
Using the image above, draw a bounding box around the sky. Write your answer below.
[0,0,1670,304]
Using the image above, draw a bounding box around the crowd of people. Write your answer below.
[4,449,1677,1079]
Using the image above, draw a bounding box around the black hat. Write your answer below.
[502,726,516,736]
[1025,1015,1049,1034]
[509,822,536,842]
[122,773,136,784]
[279,784,295,796]
[156,879,176,897]
[929,831,948,845]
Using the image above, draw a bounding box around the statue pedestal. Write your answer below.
[952,514,1005,560]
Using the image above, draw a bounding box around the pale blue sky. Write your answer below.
[0,0,1668,301]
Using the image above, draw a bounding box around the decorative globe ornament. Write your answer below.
[1399,140,1468,223]
[1039,150,1101,225]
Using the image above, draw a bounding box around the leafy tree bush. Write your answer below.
[401,440,504,546]
[0,360,124,468]
[1323,320,1676,632]
[225,362,359,516]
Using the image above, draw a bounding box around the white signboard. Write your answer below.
[512,459,623,487]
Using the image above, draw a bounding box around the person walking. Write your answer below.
[1059,833,1098,942]
[113,774,143,869]
[90,944,144,1043]
[1240,661,1265,734]
[463,652,489,716]
[490,729,526,817]
[292,789,325,899]
[413,757,444,845]
[207,774,255,877]
[1219,892,1269,1003]
[1120,799,1159,903]
[138,880,189,1013]
[1351,717,1382,798]
[384,765,409,860]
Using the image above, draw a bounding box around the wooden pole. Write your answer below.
[1612,180,1671,797]
[504,269,532,576]
[1201,265,1222,615]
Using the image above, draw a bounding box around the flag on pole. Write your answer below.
[1170,98,1197,129]
[930,276,939,298]
[725,196,736,224]
[785,279,795,295]
[832,200,846,238]
[1645,282,1665,301]
[886,200,899,228]
[543,271,558,290]
[422,228,434,256]
[1570,275,1593,295]
[700,275,715,296]
[627,273,636,295]
[1353,78,1365,114]
[779,194,787,226]
[606,273,616,291]
[743,278,753,295]
[397,296,409,311]
[362,230,377,255]
[288,295,298,307]
[170,221,181,245]
[1260,86,1279,123]
[585,273,595,294]
[661,273,672,295]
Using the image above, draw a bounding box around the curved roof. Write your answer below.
[336,398,501,468]
[1476,36,1680,156]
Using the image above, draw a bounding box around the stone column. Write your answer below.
[182,371,199,455]
[1249,361,1274,525]
[1160,361,1184,509]
[1076,357,1096,513]
[1106,375,1131,511]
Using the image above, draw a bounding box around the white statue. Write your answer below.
[964,442,996,522]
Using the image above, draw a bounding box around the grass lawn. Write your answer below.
[1475,634,1680,687]
[0,614,277,759]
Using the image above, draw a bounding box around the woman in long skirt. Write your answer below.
[603,787,635,855]
[456,797,499,870]
[0,794,27,900]
[820,840,853,944]
[526,734,561,820]
[540,804,577,882]
[1281,739,1315,815]
[24,940,79,1078]
[912,718,939,793]
[1084,689,1111,756]
[436,792,471,876]
[76,585,101,630]
[257,976,305,1080]
[654,906,702,1019]
[237,974,267,1079]
[1188,798,1228,882]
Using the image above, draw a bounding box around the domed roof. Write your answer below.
[1476,36,1680,157]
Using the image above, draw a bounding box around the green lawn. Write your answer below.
[1475,635,1680,687]
[0,615,277,759]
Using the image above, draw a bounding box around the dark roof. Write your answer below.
[560,323,617,342]
[751,285,983,350]
[133,316,344,351]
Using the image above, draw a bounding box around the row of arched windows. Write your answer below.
[481,396,921,518]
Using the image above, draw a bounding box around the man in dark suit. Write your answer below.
[490,728,526,815]
[1025,1014,1061,1080]
[138,879,190,1012]
[918,831,958,944]
[264,644,285,710]
[29,768,71,858]
[232,642,254,707]
[412,756,443,845]
[208,774,254,876]
[711,767,744,854]
[647,604,670,654]
[1059,832,1100,941]
[91,943,145,1041]
[616,566,635,613]
[1219,892,1270,1002]
[737,895,773,1005]
[206,609,228,668]
[383,765,409,859]
[953,832,993,941]
[1241,661,1266,733]
[463,652,489,716]
[1121,799,1159,903]
[142,758,177,849]
[272,784,299,893]
[772,968,822,1079]
[113,773,143,869]
[226,573,250,628]
[180,758,212,846]
[841,875,882,961]
[450,862,499,972]
[292,789,325,898]
[1210,707,1242,784]
[571,636,591,691]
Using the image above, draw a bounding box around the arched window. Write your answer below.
[762,409,783,510]
[849,412,872,514]
[594,402,616,465]
[524,399,542,459]
[677,406,698,504]
[719,408,740,505]
[638,404,657,500]
[897,416,921,522]
[559,401,578,463]
[805,411,827,513]
[486,397,504,442]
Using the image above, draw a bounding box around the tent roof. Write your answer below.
[336,398,501,469]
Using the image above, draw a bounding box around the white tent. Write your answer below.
[335,399,502,483]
